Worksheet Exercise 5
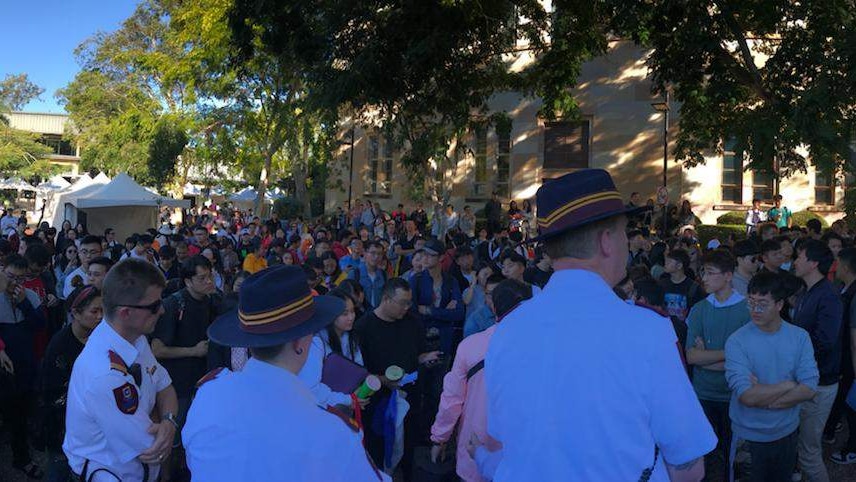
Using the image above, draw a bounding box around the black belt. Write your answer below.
[78,459,150,482]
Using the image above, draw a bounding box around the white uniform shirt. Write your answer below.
[63,320,172,481]
[183,358,388,482]
[485,269,717,481]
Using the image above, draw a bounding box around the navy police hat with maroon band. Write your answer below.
[209,264,344,347]
[531,169,648,242]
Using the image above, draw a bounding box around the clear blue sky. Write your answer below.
[0,0,139,113]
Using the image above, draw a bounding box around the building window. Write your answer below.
[752,170,774,203]
[38,135,75,156]
[472,125,489,197]
[721,140,743,203]
[496,127,511,198]
[815,168,835,205]
[543,120,590,170]
[366,135,393,195]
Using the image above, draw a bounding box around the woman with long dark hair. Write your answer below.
[297,288,368,410]
[53,241,79,296]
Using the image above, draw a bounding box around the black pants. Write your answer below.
[0,383,33,467]
[745,430,798,482]
[700,399,731,482]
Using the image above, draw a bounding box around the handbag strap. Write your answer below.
[466,359,485,381]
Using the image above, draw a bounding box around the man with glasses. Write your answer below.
[685,250,749,480]
[0,255,47,478]
[62,235,103,299]
[64,258,178,482]
[725,271,818,481]
[349,241,387,309]
[357,278,441,476]
[151,255,220,481]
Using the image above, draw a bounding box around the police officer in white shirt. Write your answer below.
[183,264,388,481]
[484,169,717,481]
[63,258,178,481]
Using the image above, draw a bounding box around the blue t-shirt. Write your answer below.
[725,321,818,442]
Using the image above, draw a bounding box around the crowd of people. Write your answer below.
[0,191,549,481]
[3,170,856,481]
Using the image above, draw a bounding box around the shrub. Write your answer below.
[716,209,828,229]
[790,210,828,228]
[716,211,745,225]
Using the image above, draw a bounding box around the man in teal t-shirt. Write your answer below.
[767,194,792,229]
[686,250,750,478]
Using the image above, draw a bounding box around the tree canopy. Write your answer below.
[229,0,856,203]
[0,73,54,176]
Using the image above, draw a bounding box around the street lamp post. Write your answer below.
[338,127,356,211]
[651,91,670,237]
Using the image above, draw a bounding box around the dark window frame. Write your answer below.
[543,120,590,170]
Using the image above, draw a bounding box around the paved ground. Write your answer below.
[3,425,856,481]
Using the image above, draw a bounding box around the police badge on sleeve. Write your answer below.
[113,382,139,414]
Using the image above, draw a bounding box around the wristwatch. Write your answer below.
[162,412,180,430]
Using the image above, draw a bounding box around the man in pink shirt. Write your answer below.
[429,279,533,481]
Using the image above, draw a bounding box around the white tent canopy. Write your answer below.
[37,175,71,192]
[76,173,189,208]
[92,172,111,184]
[48,174,109,228]
[1,177,37,192]
[68,173,189,239]
[230,186,277,205]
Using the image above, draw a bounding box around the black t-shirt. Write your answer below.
[356,311,426,377]
[41,324,85,449]
[524,266,553,289]
[151,290,218,398]
[658,276,705,323]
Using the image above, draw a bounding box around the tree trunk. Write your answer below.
[293,136,311,218]
[255,149,273,216]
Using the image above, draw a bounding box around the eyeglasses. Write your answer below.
[119,299,163,314]
[392,298,412,308]
[746,299,774,313]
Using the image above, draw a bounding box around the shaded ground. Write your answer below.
[3,425,856,481]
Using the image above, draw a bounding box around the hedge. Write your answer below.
[715,210,828,228]
[697,225,746,247]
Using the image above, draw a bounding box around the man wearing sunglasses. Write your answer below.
[64,258,178,482]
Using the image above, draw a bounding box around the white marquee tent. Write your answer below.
[46,174,104,228]
[71,173,190,239]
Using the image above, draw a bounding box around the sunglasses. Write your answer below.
[119,299,163,314]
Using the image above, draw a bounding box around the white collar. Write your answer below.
[706,291,744,308]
